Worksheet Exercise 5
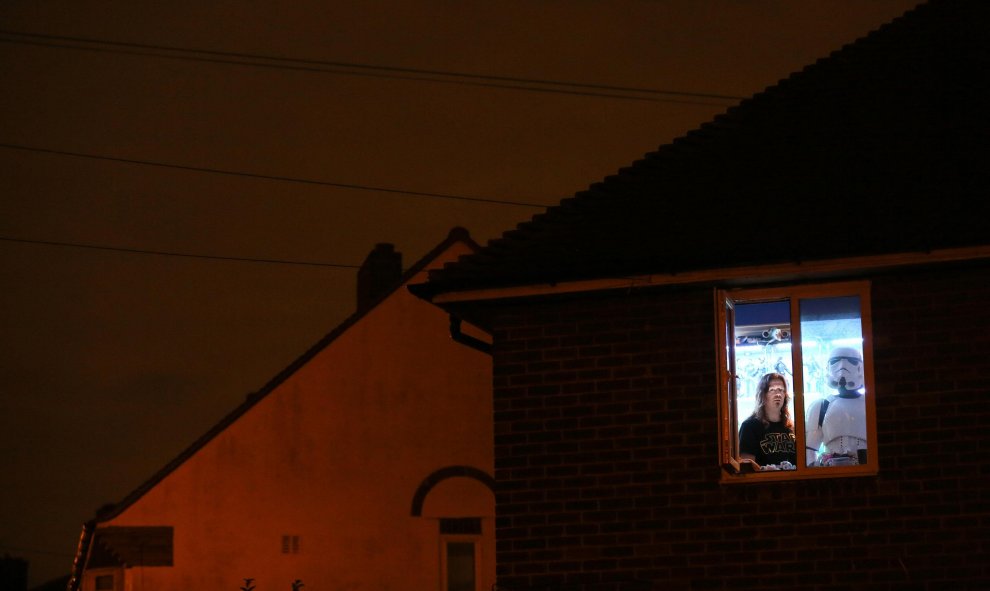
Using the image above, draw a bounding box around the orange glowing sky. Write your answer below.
[0,1,920,586]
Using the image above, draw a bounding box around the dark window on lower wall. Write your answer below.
[445,541,476,591]
[439,518,482,591]
[95,574,114,590]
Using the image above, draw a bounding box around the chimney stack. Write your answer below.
[357,243,402,310]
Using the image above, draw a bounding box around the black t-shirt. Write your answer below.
[739,417,796,466]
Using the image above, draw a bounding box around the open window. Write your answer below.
[717,280,877,480]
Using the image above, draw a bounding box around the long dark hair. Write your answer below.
[753,372,793,429]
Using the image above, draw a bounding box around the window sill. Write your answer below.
[719,459,878,483]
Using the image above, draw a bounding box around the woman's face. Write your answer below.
[766,379,787,411]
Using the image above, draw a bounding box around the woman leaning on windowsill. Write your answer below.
[738,372,797,470]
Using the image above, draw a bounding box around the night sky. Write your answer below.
[0,1,920,586]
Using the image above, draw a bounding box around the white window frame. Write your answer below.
[716,280,878,481]
[85,568,122,591]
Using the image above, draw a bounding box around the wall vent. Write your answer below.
[281,535,300,554]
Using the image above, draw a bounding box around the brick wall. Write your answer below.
[489,264,990,591]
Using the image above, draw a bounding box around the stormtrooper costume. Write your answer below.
[805,346,867,466]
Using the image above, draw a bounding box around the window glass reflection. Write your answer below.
[800,296,868,467]
[733,301,794,435]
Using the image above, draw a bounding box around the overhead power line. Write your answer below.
[0,30,745,106]
[0,236,363,268]
[0,143,547,208]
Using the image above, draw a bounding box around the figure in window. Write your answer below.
[805,346,867,466]
[738,372,797,470]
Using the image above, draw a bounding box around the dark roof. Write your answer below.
[92,227,479,521]
[414,0,990,298]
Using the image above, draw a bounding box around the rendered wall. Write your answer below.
[96,241,494,591]
[488,263,990,590]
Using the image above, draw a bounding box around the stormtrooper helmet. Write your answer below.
[827,346,865,391]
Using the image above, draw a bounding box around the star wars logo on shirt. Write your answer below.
[760,432,796,456]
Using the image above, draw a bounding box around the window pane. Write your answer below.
[733,300,794,436]
[95,575,114,591]
[800,295,868,467]
[446,542,475,591]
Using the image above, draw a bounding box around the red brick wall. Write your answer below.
[489,263,990,591]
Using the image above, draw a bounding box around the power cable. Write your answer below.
[0,236,363,268]
[0,143,548,208]
[0,30,745,106]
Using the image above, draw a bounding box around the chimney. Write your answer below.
[357,243,402,310]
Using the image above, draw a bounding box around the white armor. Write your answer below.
[805,346,867,466]
[805,395,867,465]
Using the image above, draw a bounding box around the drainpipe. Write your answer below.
[449,315,492,355]
[67,520,95,591]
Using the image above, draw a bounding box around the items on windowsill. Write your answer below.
[759,461,796,471]
[817,451,862,467]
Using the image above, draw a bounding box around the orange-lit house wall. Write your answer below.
[80,237,493,591]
